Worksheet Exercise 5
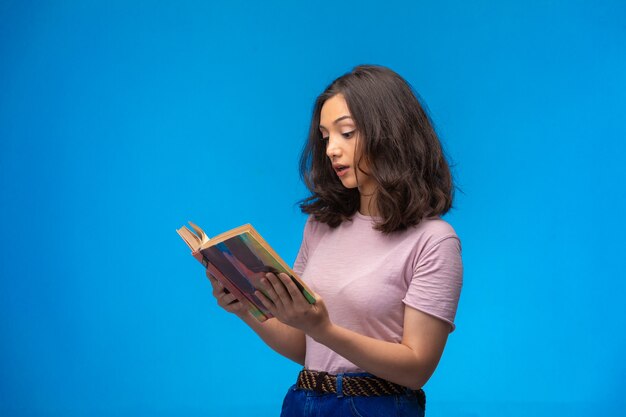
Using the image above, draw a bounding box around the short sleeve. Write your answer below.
[402,235,463,333]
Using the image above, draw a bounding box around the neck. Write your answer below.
[358,189,379,217]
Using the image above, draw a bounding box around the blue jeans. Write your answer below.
[280,372,426,417]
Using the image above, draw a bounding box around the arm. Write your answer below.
[256,273,450,390]
[206,271,306,365]
[308,305,449,390]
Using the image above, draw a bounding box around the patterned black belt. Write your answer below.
[296,369,425,406]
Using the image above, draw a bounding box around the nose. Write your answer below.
[325,134,341,160]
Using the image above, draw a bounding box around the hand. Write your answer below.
[255,272,331,338]
[206,270,248,317]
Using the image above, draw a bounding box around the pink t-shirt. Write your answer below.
[293,212,463,374]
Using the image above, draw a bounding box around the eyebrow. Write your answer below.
[319,115,353,130]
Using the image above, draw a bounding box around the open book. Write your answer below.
[177,222,316,322]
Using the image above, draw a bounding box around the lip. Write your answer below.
[332,163,350,177]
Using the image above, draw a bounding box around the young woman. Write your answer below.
[206,65,463,416]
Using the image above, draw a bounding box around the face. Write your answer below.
[319,94,375,194]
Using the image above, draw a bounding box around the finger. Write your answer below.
[255,289,276,314]
[219,292,236,304]
[277,273,304,302]
[205,270,218,284]
[222,297,246,314]
[209,280,223,296]
[224,302,246,314]
[259,274,283,307]
[206,271,221,288]
[207,274,232,296]
[265,273,292,302]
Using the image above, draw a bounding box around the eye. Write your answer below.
[321,136,329,143]
[342,130,355,139]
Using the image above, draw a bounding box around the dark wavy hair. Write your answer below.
[299,64,454,234]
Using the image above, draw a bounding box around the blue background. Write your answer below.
[1,1,625,416]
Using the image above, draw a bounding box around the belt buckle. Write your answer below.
[313,371,329,393]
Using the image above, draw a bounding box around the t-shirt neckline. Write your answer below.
[354,211,382,221]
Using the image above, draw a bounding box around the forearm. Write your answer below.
[239,311,306,365]
[309,323,435,390]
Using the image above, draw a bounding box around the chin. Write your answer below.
[340,179,358,189]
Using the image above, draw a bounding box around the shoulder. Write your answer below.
[409,217,460,250]
[302,214,333,242]
[415,216,458,237]
[398,217,462,270]
[303,214,325,234]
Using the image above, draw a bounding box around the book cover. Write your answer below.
[177,222,316,322]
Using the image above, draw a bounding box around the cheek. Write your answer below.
[354,149,370,173]
[352,136,366,162]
